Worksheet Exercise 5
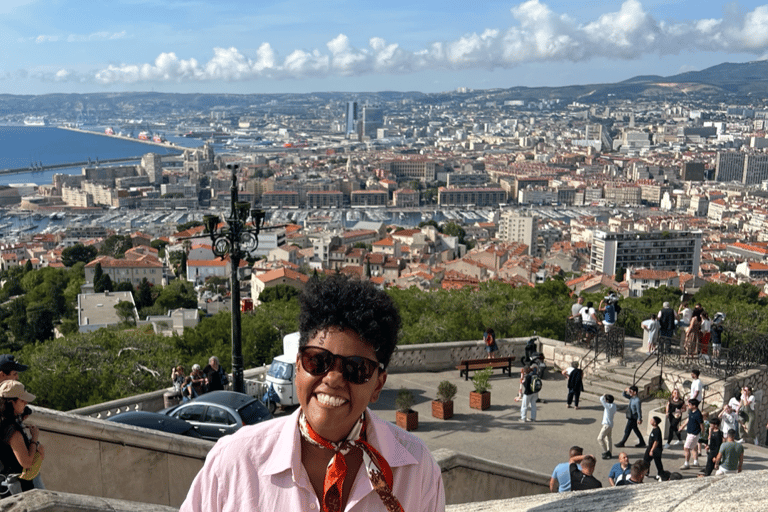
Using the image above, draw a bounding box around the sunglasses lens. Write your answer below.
[301,349,333,376]
[299,348,379,384]
[342,357,375,384]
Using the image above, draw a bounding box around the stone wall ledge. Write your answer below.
[446,469,768,512]
[33,406,213,459]
[0,489,178,511]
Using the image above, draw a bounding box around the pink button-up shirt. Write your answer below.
[180,408,445,512]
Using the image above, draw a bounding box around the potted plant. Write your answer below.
[395,388,418,431]
[470,367,493,410]
[432,380,457,420]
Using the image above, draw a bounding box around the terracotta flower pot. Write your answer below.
[396,410,418,431]
[469,391,491,410]
[432,399,454,420]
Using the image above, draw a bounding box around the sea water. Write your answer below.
[0,126,194,186]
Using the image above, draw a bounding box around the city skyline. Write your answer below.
[2,0,767,96]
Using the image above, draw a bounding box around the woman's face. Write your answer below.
[13,398,26,416]
[672,389,679,399]
[297,327,386,442]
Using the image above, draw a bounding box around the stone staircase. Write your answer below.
[577,337,664,410]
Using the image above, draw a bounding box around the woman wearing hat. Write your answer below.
[181,274,445,512]
[0,380,43,496]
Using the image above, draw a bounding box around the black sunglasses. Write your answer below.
[298,346,384,384]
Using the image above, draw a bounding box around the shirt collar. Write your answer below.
[259,407,418,478]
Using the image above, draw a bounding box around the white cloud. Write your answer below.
[33,31,127,44]
[47,1,768,85]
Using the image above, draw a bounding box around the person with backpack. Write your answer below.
[520,366,540,422]
[483,327,498,359]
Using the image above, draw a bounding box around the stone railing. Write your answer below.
[69,339,533,417]
[70,366,269,418]
[388,337,533,373]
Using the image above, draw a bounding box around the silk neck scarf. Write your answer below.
[298,412,404,512]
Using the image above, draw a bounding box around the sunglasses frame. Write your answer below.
[298,346,384,384]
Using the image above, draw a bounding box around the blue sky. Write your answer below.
[1,0,767,95]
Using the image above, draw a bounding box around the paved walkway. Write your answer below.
[371,361,768,488]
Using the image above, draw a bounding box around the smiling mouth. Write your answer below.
[316,393,348,407]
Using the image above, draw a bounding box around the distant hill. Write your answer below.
[0,60,766,117]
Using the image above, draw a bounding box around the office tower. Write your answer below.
[359,106,383,140]
[590,230,702,277]
[345,101,358,137]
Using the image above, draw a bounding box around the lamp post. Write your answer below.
[203,164,265,393]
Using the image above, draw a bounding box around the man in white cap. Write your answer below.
[657,302,678,341]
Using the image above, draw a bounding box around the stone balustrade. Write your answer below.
[70,339,533,417]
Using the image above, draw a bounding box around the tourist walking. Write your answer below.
[643,416,665,480]
[702,417,723,477]
[664,388,685,448]
[562,361,584,409]
[714,429,744,475]
[598,394,617,460]
[520,366,539,422]
[615,386,645,448]
[680,399,704,470]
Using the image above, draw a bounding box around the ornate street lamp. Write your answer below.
[203,163,265,393]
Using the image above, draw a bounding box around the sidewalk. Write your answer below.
[372,363,768,488]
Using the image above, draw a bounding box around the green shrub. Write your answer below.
[472,367,493,394]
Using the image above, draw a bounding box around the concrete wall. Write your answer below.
[435,450,550,505]
[445,469,768,512]
[32,407,212,508]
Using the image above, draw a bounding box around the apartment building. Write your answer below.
[350,190,388,207]
[590,230,702,277]
[498,211,537,256]
[261,191,300,208]
[381,159,438,181]
[437,187,507,207]
[306,191,343,208]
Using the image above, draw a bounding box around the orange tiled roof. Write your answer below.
[256,267,310,284]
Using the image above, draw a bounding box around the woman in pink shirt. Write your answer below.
[181,275,445,512]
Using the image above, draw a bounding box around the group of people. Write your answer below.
[172,356,229,401]
[0,354,45,497]
[644,301,726,358]
[555,366,752,492]
[568,294,621,345]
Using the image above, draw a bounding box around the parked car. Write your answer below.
[162,390,272,440]
[108,411,203,439]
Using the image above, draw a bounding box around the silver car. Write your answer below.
[163,390,272,440]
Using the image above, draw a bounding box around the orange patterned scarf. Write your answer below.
[298,412,404,512]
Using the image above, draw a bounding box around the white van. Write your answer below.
[262,332,300,412]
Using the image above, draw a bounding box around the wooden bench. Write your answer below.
[456,356,516,381]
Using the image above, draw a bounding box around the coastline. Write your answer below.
[57,125,183,150]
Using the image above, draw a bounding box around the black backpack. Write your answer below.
[529,374,542,393]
